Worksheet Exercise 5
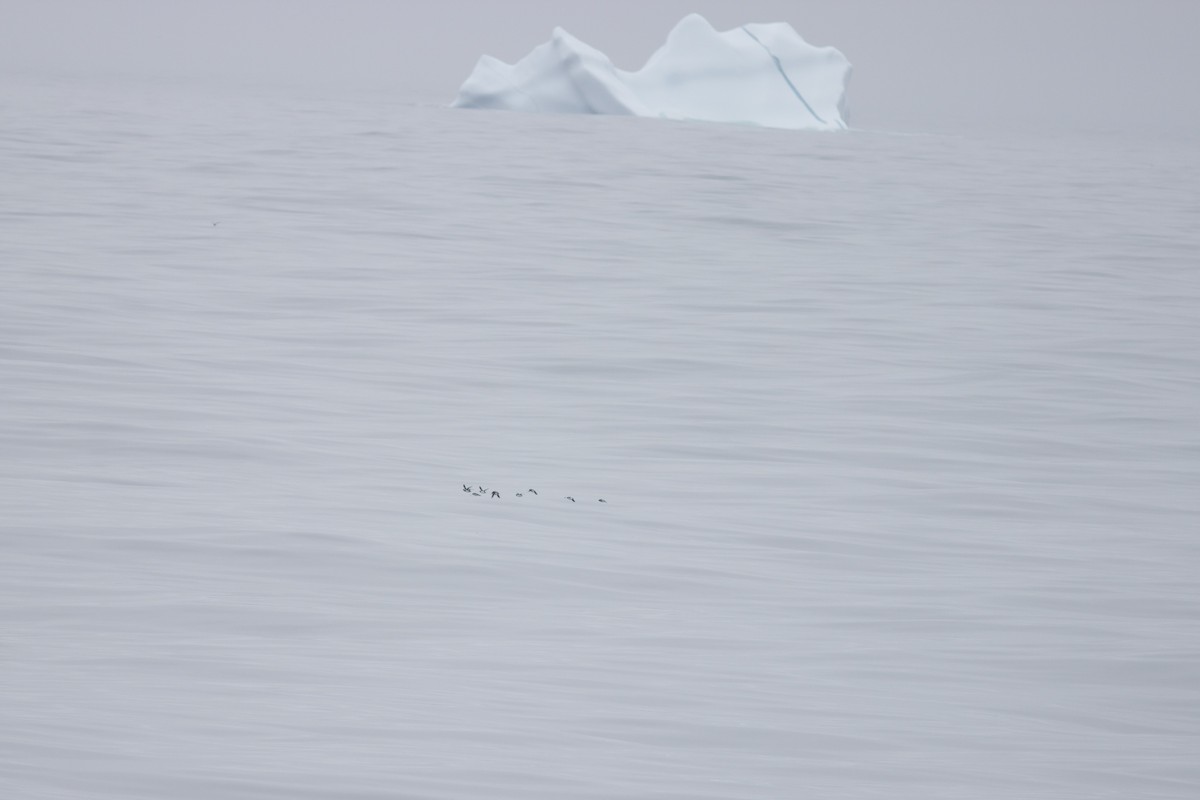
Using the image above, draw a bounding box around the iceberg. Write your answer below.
[452,14,851,131]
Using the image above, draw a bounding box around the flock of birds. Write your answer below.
[462,485,606,503]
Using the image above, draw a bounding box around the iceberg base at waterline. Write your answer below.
[451,13,851,131]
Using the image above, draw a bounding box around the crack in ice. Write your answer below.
[740,26,828,126]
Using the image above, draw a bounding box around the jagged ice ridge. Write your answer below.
[452,13,851,131]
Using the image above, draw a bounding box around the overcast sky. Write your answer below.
[2,0,1197,135]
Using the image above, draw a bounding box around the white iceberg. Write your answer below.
[452,13,851,131]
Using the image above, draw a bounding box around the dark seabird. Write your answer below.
[491,490,500,498]
[565,496,575,502]
[528,489,538,495]
[462,484,471,492]
[598,499,607,503]
[516,493,524,497]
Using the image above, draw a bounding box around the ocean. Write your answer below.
[2,75,1198,799]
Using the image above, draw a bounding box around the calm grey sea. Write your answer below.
[2,75,1199,799]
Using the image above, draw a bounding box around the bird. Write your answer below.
[528,489,538,495]
[565,496,575,502]
[471,492,481,496]
[478,486,486,493]
[598,499,607,503]
[516,493,524,497]
[491,490,500,498]
[462,484,471,493]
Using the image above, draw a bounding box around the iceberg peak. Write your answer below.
[452,14,851,131]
